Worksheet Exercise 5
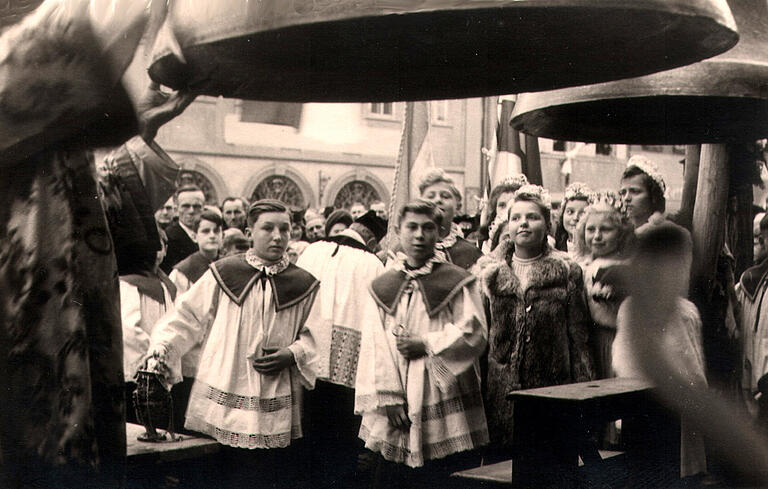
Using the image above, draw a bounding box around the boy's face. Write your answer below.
[196,219,223,254]
[249,211,291,262]
[420,182,457,233]
[399,212,438,266]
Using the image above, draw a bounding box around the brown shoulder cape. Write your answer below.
[369,262,475,318]
[210,254,319,310]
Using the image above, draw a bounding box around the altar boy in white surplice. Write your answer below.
[355,200,489,483]
[142,199,320,487]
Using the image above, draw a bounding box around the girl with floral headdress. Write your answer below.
[555,182,594,255]
[473,184,593,456]
[619,155,668,233]
[573,193,635,380]
[479,174,529,254]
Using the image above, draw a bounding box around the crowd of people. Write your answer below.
[122,159,768,488]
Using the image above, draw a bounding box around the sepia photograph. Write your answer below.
[1,1,768,488]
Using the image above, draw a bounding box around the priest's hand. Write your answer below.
[252,348,296,375]
[137,82,196,143]
[386,404,411,430]
[396,334,427,359]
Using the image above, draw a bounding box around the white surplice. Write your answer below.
[147,269,318,449]
[355,275,489,468]
[297,237,384,388]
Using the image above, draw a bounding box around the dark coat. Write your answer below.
[474,240,593,446]
[160,222,198,274]
[446,237,483,270]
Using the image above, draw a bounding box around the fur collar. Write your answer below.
[475,240,572,298]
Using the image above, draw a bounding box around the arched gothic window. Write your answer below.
[250,175,305,208]
[333,180,381,210]
[176,170,218,204]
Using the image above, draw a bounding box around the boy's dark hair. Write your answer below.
[621,166,666,214]
[194,210,225,232]
[247,199,289,227]
[397,200,444,228]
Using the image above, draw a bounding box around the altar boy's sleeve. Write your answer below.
[355,290,406,414]
[144,270,219,386]
[287,286,321,389]
[422,280,488,391]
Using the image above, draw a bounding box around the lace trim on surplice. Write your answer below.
[194,420,301,449]
[200,382,295,412]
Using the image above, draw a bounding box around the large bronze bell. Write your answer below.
[148,0,738,102]
[511,0,768,144]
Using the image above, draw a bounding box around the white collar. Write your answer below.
[245,249,290,276]
[338,228,366,245]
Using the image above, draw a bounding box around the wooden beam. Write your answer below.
[679,144,700,230]
[524,134,543,186]
[691,144,729,298]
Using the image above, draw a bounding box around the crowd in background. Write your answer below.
[120,155,768,489]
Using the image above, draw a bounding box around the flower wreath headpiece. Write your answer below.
[626,155,667,195]
[588,190,628,217]
[564,182,594,202]
[513,184,552,210]
[498,173,529,189]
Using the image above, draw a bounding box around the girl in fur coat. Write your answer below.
[473,185,594,451]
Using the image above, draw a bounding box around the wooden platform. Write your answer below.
[126,423,220,465]
[453,451,624,485]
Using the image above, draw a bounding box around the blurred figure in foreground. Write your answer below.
[0,2,195,487]
[612,223,707,479]
[737,213,768,426]
[619,223,768,486]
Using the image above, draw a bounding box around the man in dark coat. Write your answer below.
[161,186,205,273]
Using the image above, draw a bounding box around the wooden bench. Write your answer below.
[127,423,222,488]
[126,423,220,464]
[453,378,658,488]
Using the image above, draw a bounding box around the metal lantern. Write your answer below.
[148,0,738,102]
[510,0,768,144]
